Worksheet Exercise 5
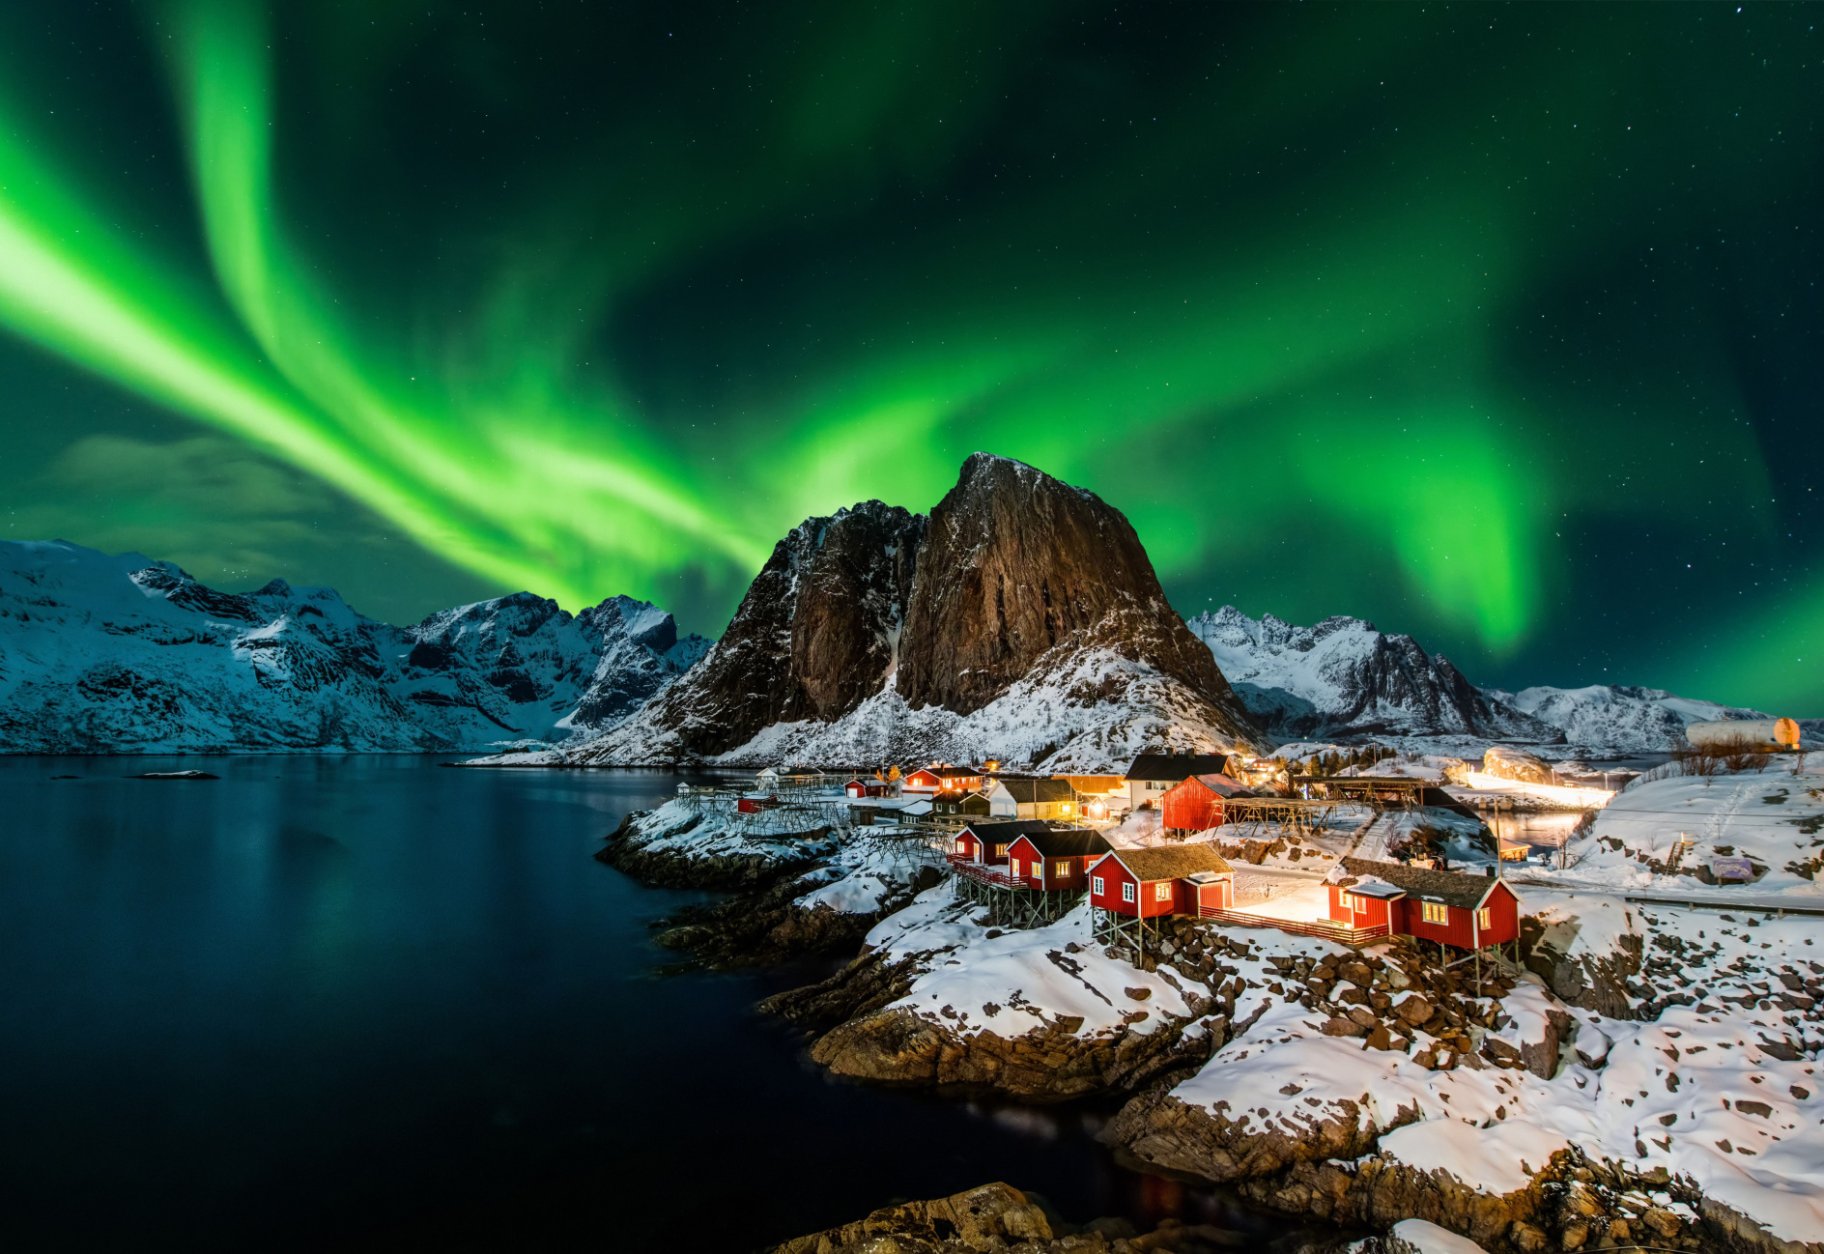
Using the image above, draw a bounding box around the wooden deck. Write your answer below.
[1196,905,1390,946]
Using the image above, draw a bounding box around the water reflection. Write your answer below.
[0,755,1320,1250]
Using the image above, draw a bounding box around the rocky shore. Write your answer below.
[600,800,1824,1254]
[768,1181,1267,1253]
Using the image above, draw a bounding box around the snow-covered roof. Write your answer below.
[1099,844,1235,881]
[1334,857,1509,909]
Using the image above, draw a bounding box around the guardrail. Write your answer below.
[1196,905,1389,945]
[947,858,1031,890]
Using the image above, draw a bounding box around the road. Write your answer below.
[1503,875,1824,918]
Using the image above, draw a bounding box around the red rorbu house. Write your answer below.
[1087,846,1236,945]
[844,777,895,799]
[1327,857,1521,956]
[949,820,1021,869]
[736,793,780,814]
[949,820,1102,923]
[1006,827,1114,892]
[902,765,987,795]
[1159,773,1249,836]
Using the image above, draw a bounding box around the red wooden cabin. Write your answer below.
[1328,857,1521,949]
[736,794,779,814]
[844,778,894,798]
[1159,773,1248,835]
[1006,827,1115,890]
[1088,846,1236,918]
[951,821,1016,866]
[903,765,987,794]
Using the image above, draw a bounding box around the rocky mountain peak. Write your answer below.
[582,455,1262,766]
[896,456,1248,721]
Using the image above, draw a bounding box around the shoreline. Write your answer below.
[602,792,1824,1254]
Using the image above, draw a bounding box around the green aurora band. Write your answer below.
[0,1,1816,709]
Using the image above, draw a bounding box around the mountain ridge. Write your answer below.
[0,539,703,752]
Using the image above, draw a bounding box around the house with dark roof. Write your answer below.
[1327,857,1520,950]
[1124,752,1236,812]
[1006,826,1114,891]
[1088,844,1236,924]
[933,788,992,820]
[987,776,1077,821]
[951,818,1057,867]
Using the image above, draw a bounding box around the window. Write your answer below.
[1477,907,1492,931]
[1122,882,1136,904]
[1338,892,1359,911]
[1421,901,1449,925]
[993,843,1008,857]
[1092,875,1105,896]
[1154,882,1172,902]
[956,838,968,854]
[1055,861,1069,877]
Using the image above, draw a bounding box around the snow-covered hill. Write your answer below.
[0,540,704,752]
[1494,684,1770,754]
[1187,606,1555,743]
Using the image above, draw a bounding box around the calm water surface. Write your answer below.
[0,756,1307,1251]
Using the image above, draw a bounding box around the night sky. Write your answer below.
[0,1,1818,711]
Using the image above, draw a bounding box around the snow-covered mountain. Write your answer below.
[562,454,1265,771]
[0,540,704,752]
[1492,684,1769,754]
[1187,606,1556,743]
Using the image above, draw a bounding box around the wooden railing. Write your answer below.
[1196,906,1389,945]
[948,858,1031,891]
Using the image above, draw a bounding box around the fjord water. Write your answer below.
[0,757,1291,1250]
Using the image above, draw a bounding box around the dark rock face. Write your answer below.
[622,454,1258,759]
[896,454,1250,724]
[625,502,923,757]
[768,1180,1249,1253]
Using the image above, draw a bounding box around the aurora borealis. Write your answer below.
[0,2,1817,710]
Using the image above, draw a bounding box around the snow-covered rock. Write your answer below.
[1189,607,1555,742]
[1497,684,1770,755]
[0,540,704,752]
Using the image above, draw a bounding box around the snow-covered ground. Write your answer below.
[1522,757,1824,903]
[867,893,1197,1040]
[1158,895,1822,1243]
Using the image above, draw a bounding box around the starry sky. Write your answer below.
[0,1,1818,711]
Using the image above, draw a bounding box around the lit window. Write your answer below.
[993,844,1008,857]
[1155,882,1172,902]
[1338,892,1358,911]
[1092,876,1105,895]
[1055,861,1069,876]
[1421,901,1449,925]
[1122,882,1136,903]
[1477,907,1492,931]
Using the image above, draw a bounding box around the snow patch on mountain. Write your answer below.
[564,641,1253,772]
